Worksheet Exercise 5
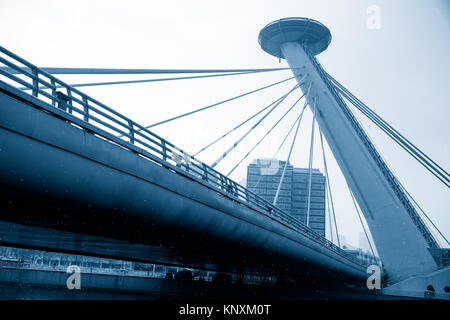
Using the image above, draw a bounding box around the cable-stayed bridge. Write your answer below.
[0,17,448,299]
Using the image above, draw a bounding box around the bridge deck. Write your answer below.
[0,46,369,282]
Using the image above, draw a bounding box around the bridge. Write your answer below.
[0,17,448,299]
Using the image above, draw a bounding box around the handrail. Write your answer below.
[0,45,370,267]
[302,45,439,249]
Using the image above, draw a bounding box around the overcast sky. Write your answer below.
[1,0,448,249]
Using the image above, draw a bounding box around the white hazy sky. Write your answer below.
[1,0,448,249]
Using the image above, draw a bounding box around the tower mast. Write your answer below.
[259,18,438,282]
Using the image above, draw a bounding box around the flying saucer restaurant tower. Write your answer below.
[259,18,439,282]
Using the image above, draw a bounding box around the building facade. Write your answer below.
[246,159,326,236]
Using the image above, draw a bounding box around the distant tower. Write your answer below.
[247,159,293,216]
[292,167,326,236]
[258,18,438,282]
[246,159,326,236]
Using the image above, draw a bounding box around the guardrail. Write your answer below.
[303,46,438,249]
[0,45,369,268]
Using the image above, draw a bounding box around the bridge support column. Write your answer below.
[259,18,439,283]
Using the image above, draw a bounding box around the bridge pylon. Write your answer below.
[258,17,440,284]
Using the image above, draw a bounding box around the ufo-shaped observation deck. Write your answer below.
[258,17,331,58]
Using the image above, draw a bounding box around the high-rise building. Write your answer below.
[246,159,326,236]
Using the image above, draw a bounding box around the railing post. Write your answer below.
[51,79,56,106]
[231,181,237,197]
[202,164,208,182]
[31,67,38,97]
[66,89,73,114]
[225,178,234,194]
[220,175,226,191]
[161,140,167,161]
[185,152,190,173]
[128,121,135,144]
[82,95,89,122]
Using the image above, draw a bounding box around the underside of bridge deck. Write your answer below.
[0,82,367,286]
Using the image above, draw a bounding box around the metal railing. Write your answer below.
[0,45,369,268]
[303,45,439,249]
